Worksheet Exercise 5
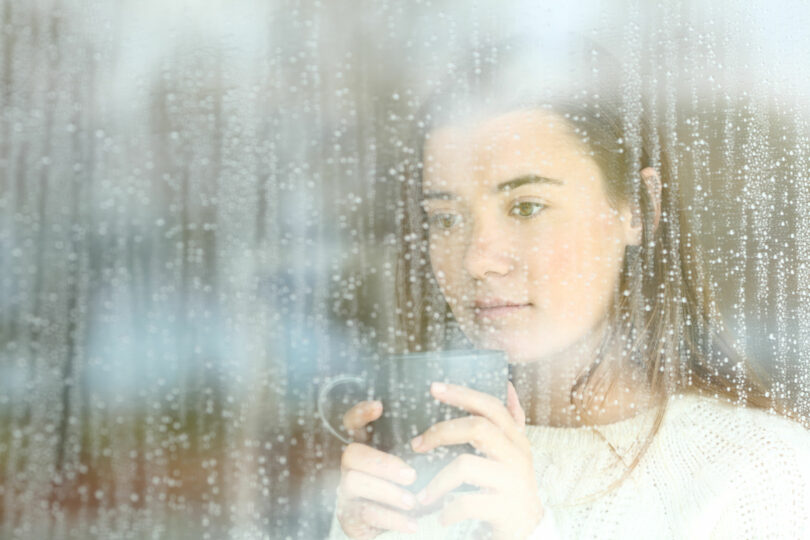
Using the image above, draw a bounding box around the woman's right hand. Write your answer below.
[336,400,420,539]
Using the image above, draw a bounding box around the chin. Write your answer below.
[472,328,566,364]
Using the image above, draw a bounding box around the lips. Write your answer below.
[473,298,532,320]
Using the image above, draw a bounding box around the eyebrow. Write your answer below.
[497,174,564,191]
[421,174,563,200]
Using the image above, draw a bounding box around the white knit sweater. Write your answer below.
[328,392,810,539]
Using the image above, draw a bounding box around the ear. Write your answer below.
[623,167,662,247]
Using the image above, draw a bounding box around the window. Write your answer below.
[2,2,809,538]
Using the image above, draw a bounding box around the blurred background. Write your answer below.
[2,0,810,538]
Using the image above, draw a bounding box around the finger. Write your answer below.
[440,492,501,528]
[411,416,522,463]
[342,400,382,442]
[339,469,418,511]
[415,453,503,507]
[430,382,525,449]
[339,501,418,535]
[361,502,419,534]
[506,382,526,431]
[341,442,417,486]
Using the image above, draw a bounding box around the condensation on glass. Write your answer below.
[1,1,809,538]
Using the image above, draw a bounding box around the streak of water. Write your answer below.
[1,1,810,538]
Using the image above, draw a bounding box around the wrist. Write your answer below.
[526,504,558,540]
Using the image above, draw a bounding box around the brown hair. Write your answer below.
[391,36,795,495]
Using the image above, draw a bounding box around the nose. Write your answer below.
[463,214,515,280]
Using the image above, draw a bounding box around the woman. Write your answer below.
[329,38,810,539]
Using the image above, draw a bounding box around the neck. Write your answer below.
[511,321,656,428]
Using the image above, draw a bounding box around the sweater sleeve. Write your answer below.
[327,509,354,540]
[527,504,562,540]
[327,502,564,539]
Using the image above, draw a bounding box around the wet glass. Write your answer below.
[1,1,810,538]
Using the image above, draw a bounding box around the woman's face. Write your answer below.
[422,109,640,363]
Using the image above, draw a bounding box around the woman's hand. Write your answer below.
[410,382,543,540]
[335,400,420,539]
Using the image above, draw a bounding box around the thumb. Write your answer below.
[341,400,382,442]
[506,381,526,430]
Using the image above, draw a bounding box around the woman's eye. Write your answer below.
[509,201,546,218]
[428,213,462,230]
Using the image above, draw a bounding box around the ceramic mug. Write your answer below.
[318,349,508,492]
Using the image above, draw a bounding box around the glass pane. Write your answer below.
[1,1,809,538]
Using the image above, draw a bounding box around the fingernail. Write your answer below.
[416,490,429,505]
[431,382,447,394]
[411,436,423,451]
[400,467,416,482]
[369,401,382,412]
[402,492,416,509]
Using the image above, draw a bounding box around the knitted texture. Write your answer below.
[329,393,810,539]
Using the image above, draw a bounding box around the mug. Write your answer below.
[318,349,508,492]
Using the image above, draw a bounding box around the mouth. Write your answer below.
[473,300,532,320]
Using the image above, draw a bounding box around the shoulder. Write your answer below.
[661,392,810,459]
[658,393,810,537]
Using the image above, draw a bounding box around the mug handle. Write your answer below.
[317,375,366,445]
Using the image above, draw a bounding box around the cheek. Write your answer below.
[530,234,581,310]
[529,220,623,321]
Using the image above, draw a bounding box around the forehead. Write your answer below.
[423,109,601,192]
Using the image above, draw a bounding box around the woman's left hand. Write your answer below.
[410,381,544,540]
